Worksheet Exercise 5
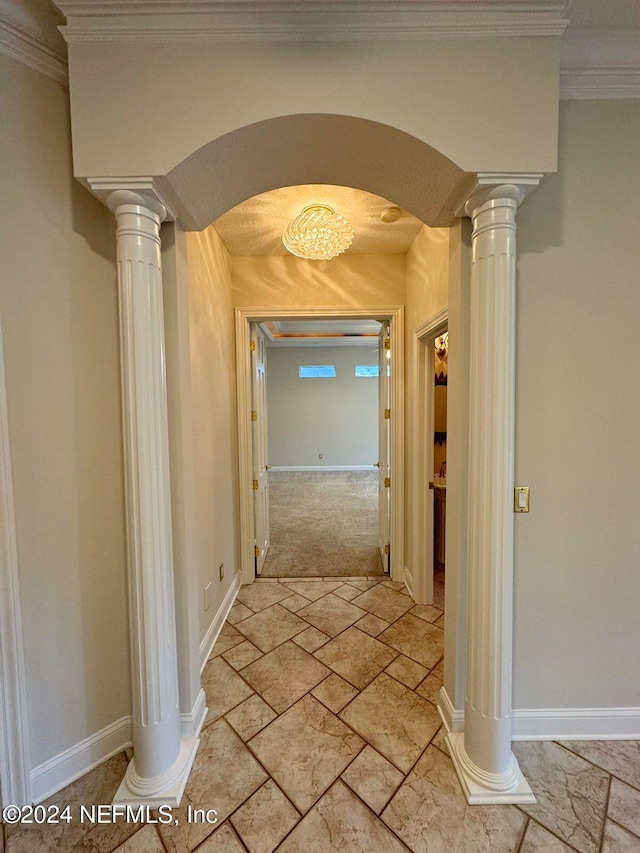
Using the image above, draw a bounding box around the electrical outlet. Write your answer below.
[219,562,224,581]
[204,582,212,611]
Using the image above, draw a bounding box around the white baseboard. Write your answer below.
[438,686,464,734]
[513,707,640,740]
[270,466,374,472]
[31,717,132,804]
[436,698,640,740]
[181,688,207,741]
[403,565,414,600]
[200,572,241,672]
[30,686,211,805]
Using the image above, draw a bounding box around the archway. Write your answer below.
[158,114,476,231]
[81,114,538,808]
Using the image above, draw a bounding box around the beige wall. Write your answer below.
[66,38,559,180]
[162,222,203,714]
[514,99,640,710]
[232,254,405,309]
[442,218,472,714]
[267,346,379,469]
[405,227,450,332]
[186,227,241,642]
[404,225,450,587]
[0,56,129,768]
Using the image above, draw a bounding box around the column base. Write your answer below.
[446,732,536,805]
[113,735,200,808]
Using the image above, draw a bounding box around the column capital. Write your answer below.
[462,172,544,218]
[107,190,167,221]
[86,177,174,221]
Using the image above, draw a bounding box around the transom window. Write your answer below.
[355,365,379,378]
[298,365,336,378]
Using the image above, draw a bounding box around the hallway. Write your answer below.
[5,575,640,853]
[261,471,383,577]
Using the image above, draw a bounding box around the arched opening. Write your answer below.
[161,113,471,813]
[162,114,476,231]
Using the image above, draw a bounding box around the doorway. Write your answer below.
[236,306,405,586]
[256,319,385,578]
[411,309,448,607]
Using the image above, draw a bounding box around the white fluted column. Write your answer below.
[108,190,199,806]
[447,182,535,804]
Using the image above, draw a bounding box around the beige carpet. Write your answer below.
[261,471,385,578]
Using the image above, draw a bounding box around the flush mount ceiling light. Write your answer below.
[282,205,354,260]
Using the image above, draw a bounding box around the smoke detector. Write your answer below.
[380,206,401,223]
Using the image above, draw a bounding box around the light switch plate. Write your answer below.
[514,487,530,513]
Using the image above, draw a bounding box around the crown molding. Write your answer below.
[560,30,640,99]
[0,16,67,85]
[560,66,640,99]
[4,1,636,99]
[55,1,569,43]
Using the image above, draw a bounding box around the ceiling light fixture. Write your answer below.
[282,205,354,260]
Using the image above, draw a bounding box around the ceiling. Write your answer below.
[262,319,383,347]
[214,185,424,257]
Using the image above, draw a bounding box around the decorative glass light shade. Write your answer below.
[282,205,354,260]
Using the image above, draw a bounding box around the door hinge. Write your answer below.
[384,477,390,488]
[251,410,257,421]
[384,543,390,555]
[384,337,391,351]
[252,479,259,490]
[255,545,260,557]
[250,340,256,352]
[384,408,391,420]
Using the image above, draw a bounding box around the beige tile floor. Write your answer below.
[5,574,640,853]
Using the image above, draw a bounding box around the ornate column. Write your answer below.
[107,189,199,806]
[446,179,537,804]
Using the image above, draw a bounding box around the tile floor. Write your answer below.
[4,574,640,852]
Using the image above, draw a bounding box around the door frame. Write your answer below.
[250,322,270,574]
[0,319,32,808]
[412,307,448,606]
[377,320,391,573]
[235,305,405,585]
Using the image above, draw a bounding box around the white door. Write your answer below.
[251,324,270,574]
[378,321,391,573]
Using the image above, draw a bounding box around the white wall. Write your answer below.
[514,99,640,711]
[267,346,378,469]
[186,227,241,645]
[0,55,129,769]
